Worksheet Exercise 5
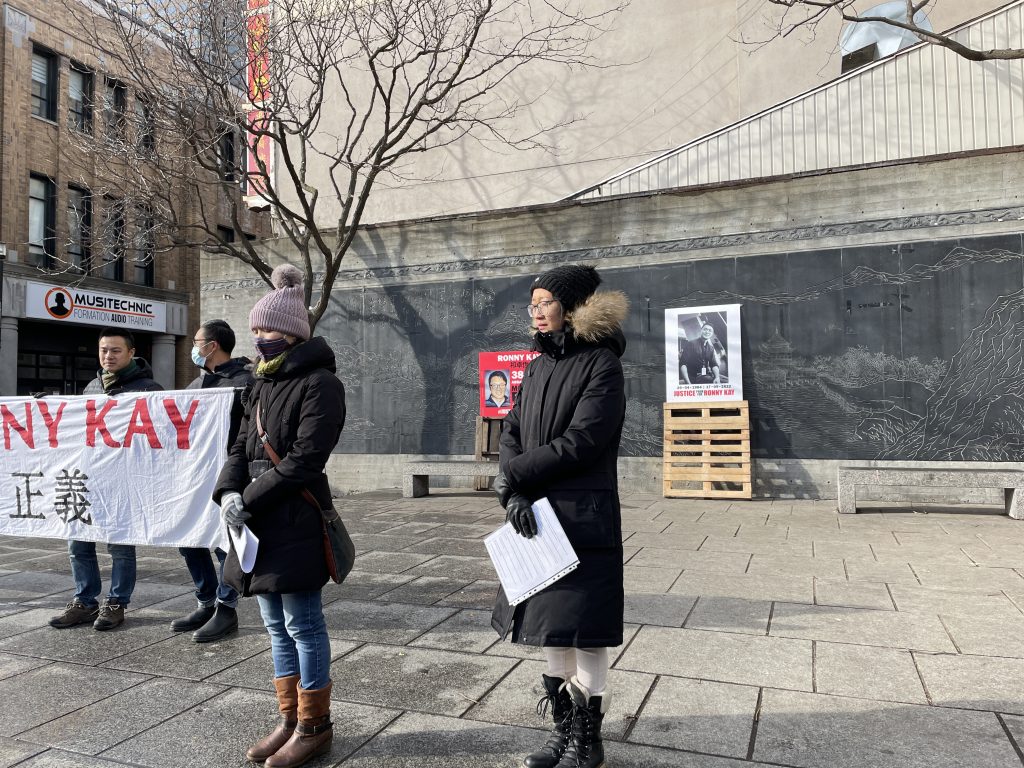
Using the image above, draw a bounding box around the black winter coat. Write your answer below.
[491,290,628,648]
[214,337,346,595]
[83,358,163,395]
[187,357,254,447]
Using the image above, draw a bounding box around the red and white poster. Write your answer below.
[479,350,539,418]
[244,0,274,204]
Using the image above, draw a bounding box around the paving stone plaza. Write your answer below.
[1,491,1024,768]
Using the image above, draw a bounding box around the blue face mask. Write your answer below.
[190,346,208,368]
[254,336,291,360]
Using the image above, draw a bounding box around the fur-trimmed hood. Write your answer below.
[570,290,628,343]
[533,290,629,358]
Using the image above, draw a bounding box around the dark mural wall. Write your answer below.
[319,232,1024,462]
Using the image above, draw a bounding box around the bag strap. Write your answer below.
[255,402,327,517]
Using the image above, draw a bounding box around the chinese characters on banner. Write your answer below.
[665,304,744,402]
[0,390,234,548]
[245,0,273,204]
[479,350,540,418]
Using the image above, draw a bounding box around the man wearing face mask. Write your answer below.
[169,319,254,643]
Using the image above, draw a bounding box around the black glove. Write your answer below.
[492,471,514,508]
[505,493,537,538]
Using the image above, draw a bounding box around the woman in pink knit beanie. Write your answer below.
[213,264,347,767]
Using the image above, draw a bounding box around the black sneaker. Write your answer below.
[49,600,99,629]
[170,605,215,632]
[93,601,125,631]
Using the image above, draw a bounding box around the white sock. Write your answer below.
[542,646,577,680]
[574,647,609,696]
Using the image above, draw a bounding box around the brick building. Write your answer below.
[0,0,267,395]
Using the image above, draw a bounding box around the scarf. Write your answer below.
[101,359,138,392]
[255,349,291,377]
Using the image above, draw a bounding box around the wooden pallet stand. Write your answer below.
[663,401,751,499]
[473,416,502,490]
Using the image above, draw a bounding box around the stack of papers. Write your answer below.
[484,498,579,606]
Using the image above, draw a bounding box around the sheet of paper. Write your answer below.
[228,524,259,573]
[484,497,580,606]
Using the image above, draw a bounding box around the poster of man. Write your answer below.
[484,369,511,407]
[665,304,743,402]
[478,351,540,417]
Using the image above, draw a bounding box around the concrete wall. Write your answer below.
[202,149,1024,498]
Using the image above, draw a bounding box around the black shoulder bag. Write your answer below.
[255,404,355,584]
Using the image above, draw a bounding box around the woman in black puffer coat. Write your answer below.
[214,264,345,768]
[491,264,627,768]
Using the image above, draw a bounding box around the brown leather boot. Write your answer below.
[246,675,300,762]
[265,682,333,768]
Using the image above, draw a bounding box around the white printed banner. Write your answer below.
[0,389,234,549]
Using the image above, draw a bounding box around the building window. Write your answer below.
[216,225,235,244]
[66,186,91,272]
[238,135,249,195]
[97,198,125,281]
[131,205,155,287]
[68,64,93,132]
[104,77,127,140]
[135,94,155,152]
[218,130,236,182]
[28,174,56,268]
[31,47,58,121]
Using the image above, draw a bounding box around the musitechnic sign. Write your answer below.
[25,281,168,332]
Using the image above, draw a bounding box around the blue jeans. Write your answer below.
[257,591,331,690]
[177,547,238,608]
[68,540,136,607]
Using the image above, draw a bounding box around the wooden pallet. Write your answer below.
[663,401,751,499]
[473,416,502,490]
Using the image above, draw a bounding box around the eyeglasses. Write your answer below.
[489,382,506,389]
[525,299,560,317]
[192,338,213,347]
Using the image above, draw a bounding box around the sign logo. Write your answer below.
[26,281,168,333]
[44,287,74,320]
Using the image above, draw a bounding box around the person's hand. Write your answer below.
[492,471,514,508]
[220,492,250,527]
[505,493,537,538]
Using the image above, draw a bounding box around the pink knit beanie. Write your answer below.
[249,264,311,340]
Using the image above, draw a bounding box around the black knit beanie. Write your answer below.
[530,264,602,313]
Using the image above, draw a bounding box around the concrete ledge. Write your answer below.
[837,465,1024,518]
[402,459,498,498]
[327,453,1023,505]
[327,454,662,497]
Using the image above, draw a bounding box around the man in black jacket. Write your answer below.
[49,327,162,631]
[171,319,253,643]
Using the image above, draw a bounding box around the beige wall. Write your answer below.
[282,0,993,227]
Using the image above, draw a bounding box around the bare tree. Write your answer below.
[62,0,627,330]
[764,1,1024,61]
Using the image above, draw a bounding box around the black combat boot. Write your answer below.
[554,678,608,768]
[522,675,572,768]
